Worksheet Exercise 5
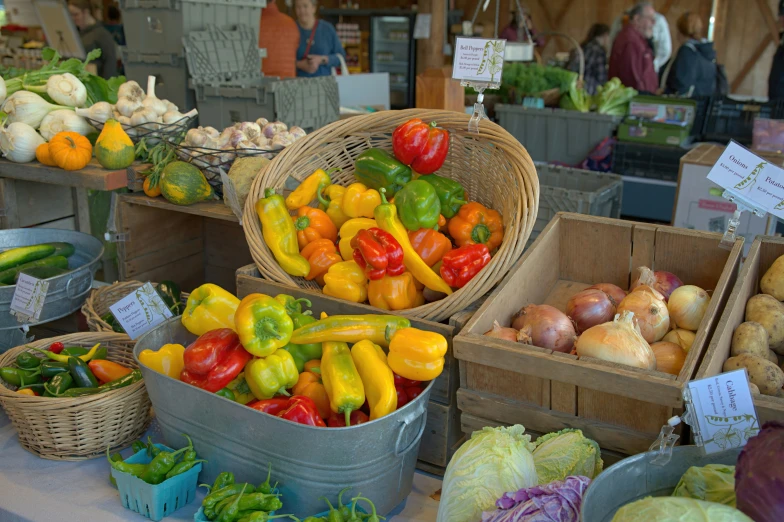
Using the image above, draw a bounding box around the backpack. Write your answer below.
[715,63,729,96]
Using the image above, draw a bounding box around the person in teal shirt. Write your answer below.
[294,0,346,77]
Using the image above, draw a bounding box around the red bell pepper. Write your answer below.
[248,396,326,427]
[440,244,492,288]
[179,329,252,393]
[392,118,449,174]
[393,373,418,388]
[351,227,405,280]
[247,397,290,415]
[395,386,410,409]
[405,385,424,402]
[327,410,370,427]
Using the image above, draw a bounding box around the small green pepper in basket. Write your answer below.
[138,445,189,485]
[106,447,148,479]
[203,483,256,519]
[238,513,297,522]
[15,352,41,370]
[216,484,248,522]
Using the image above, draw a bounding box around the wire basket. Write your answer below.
[87,112,197,144]
[82,281,189,333]
[174,144,282,193]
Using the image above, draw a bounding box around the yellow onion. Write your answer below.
[512,304,576,353]
[484,320,520,342]
[575,311,656,370]
[662,329,696,353]
[651,341,686,375]
[617,286,670,343]
[668,285,710,331]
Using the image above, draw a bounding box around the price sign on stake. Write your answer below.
[452,37,506,84]
[10,273,49,323]
[109,282,173,340]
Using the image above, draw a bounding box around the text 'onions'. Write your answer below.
[512,304,576,353]
[484,321,520,342]
[567,288,616,333]
[575,311,656,370]
[588,283,627,306]
[662,329,696,353]
[630,266,683,301]
[617,286,670,343]
[668,285,710,331]
[651,341,686,375]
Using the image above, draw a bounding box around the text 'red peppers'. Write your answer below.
[247,395,326,427]
[351,227,405,281]
[392,118,449,174]
[440,244,492,288]
[180,329,252,392]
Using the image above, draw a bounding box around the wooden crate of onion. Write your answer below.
[453,213,744,457]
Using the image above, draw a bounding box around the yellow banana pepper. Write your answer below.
[351,340,397,420]
[321,341,365,426]
[323,261,368,303]
[285,168,334,210]
[368,272,424,311]
[257,188,310,277]
[338,218,376,261]
[387,327,447,381]
[182,284,240,336]
[342,183,381,219]
[139,343,185,379]
[317,185,350,229]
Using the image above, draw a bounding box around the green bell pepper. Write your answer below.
[157,280,183,315]
[101,312,126,333]
[274,294,312,316]
[282,312,323,372]
[417,173,468,218]
[354,148,412,197]
[393,179,442,231]
[216,388,236,401]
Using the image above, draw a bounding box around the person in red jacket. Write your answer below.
[259,0,300,78]
[608,2,658,93]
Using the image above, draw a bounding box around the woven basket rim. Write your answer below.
[83,281,189,333]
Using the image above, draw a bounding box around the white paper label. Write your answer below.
[452,37,506,83]
[413,14,431,39]
[108,282,173,340]
[707,141,784,219]
[10,274,49,322]
[687,369,759,454]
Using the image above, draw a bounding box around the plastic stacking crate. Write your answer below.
[184,25,339,131]
[611,142,686,182]
[121,50,194,112]
[703,97,784,145]
[529,164,623,249]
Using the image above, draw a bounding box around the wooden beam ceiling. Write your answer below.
[754,0,781,46]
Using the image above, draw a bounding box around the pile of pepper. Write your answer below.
[198,467,285,522]
[300,487,381,522]
[1,342,141,397]
[101,280,185,333]
[259,117,504,310]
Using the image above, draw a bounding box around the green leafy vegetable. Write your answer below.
[595,77,637,116]
[560,78,592,113]
[532,428,603,484]
[611,498,752,522]
[672,464,736,507]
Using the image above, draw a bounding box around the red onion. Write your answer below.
[567,288,616,333]
[512,304,576,353]
[484,320,520,342]
[630,266,683,301]
[588,283,627,307]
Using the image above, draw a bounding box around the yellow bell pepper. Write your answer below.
[285,168,334,210]
[368,272,425,311]
[351,340,396,420]
[323,261,368,303]
[139,343,185,379]
[342,183,381,219]
[182,284,240,336]
[388,327,447,381]
[321,341,365,426]
[338,218,376,261]
[318,185,350,229]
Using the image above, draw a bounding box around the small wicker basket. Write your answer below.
[243,109,539,322]
[82,281,189,333]
[0,332,152,460]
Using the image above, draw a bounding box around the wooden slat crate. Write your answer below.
[697,235,784,422]
[454,213,744,456]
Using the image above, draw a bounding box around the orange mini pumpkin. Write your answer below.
[35,143,57,166]
[48,132,92,171]
[143,176,162,197]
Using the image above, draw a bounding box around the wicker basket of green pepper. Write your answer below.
[0,332,151,460]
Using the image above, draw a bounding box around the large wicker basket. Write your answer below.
[0,332,152,460]
[243,109,539,321]
[82,281,189,333]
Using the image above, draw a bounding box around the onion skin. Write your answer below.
[484,320,520,342]
[631,284,666,301]
[567,288,616,333]
[630,266,683,301]
[668,285,710,331]
[617,287,670,343]
[651,341,686,375]
[589,283,627,306]
[512,304,576,353]
[575,311,656,370]
[662,329,696,353]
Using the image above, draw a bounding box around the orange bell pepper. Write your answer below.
[295,206,337,250]
[447,201,504,251]
[368,272,425,311]
[304,359,322,375]
[300,239,342,286]
[408,228,452,267]
[292,369,331,419]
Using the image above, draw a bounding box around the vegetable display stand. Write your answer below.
[244,108,538,322]
[495,105,622,165]
[697,236,784,423]
[453,213,743,458]
[112,193,253,294]
[0,332,151,460]
[235,265,463,473]
[134,317,432,518]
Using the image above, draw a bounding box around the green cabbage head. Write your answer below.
[672,464,736,507]
[611,497,753,522]
[532,428,603,484]
[436,425,537,522]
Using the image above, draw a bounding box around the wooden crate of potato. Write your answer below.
[697,236,784,422]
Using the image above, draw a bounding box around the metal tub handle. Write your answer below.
[394,404,426,457]
[66,272,94,300]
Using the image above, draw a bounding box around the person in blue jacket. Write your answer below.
[294,0,346,77]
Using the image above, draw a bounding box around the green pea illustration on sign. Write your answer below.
[734,161,767,192]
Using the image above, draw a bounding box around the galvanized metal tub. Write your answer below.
[581,445,741,522]
[0,229,103,351]
[134,317,431,517]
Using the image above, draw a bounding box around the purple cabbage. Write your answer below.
[735,421,784,522]
[481,476,591,522]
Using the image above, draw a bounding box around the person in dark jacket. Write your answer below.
[666,12,716,96]
[769,1,784,100]
[568,23,610,95]
[68,0,118,79]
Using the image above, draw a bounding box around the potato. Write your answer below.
[749,383,760,395]
[723,353,784,395]
[769,350,780,364]
[731,321,770,359]
[760,254,784,300]
[745,294,784,355]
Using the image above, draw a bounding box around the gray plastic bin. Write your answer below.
[497,105,622,165]
[122,50,195,113]
[134,317,430,517]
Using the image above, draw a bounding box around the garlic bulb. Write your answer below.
[203,126,220,138]
[75,102,115,124]
[0,122,46,163]
[289,126,307,139]
[185,128,209,147]
[252,136,270,148]
[2,91,72,128]
[0,77,7,106]
[164,100,179,113]
[262,121,288,138]
[575,311,657,370]
[255,117,269,127]
[39,110,95,141]
[118,81,144,101]
[130,106,159,128]
[46,73,87,107]
[142,76,168,116]
[271,132,296,148]
[236,139,257,149]
[116,97,142,118]
[234,122,261,140]
[163,110,185,124]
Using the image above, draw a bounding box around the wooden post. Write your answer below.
[416,66,464,111]
[422,0,446,71]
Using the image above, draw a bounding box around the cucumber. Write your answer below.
[15,266,70,282]
[0,256,69,284]
[50,242,75,258]
[0,244,55,272]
